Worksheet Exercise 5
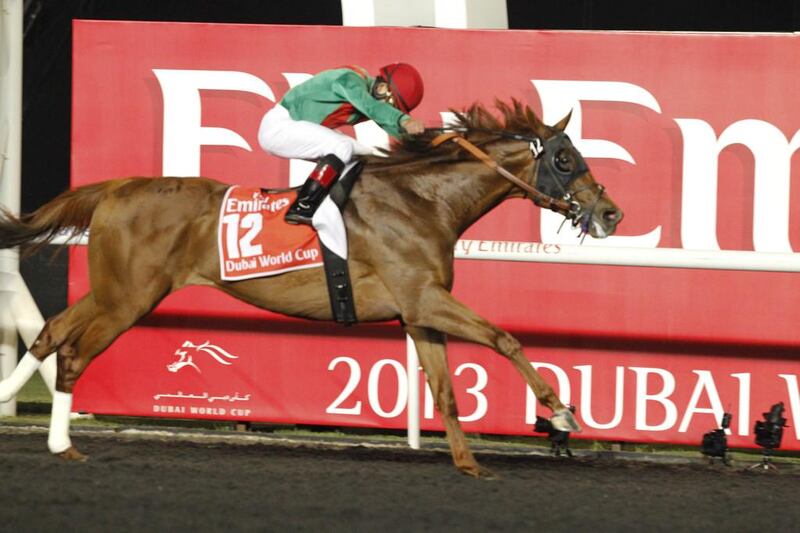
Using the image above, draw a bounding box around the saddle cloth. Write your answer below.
[218,186,346,281]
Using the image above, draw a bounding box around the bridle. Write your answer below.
[430,128,607,237]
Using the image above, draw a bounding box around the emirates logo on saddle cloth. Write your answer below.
[218,186,322,280]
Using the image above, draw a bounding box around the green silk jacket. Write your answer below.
[279,67,409,139]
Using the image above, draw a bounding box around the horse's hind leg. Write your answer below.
[54,299,170,459]
[0,295,96,403]
[28,277,170,459]
[405,326,494,478]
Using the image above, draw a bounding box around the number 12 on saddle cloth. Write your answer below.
[218,186,323,281]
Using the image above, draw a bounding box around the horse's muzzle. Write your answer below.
[588,207,623,239]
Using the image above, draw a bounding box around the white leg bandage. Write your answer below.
[0,352,42,402]
[48,391,73,454]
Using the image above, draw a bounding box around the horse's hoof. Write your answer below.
[551,408,582,432]
[459,463,498,479]
[55,447,88,462]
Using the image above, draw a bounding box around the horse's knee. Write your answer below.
[431,383,459,419]
[496,331,522,359]
[400,309,422,329]
[30,321,62,359]
[439,398,459,419]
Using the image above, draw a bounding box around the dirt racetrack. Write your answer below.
[1,427,798,532]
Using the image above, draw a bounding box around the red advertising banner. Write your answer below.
[70,21,800,449]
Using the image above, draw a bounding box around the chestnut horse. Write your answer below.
[0,101,622,477]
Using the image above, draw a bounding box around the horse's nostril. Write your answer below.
[603,209,622,223]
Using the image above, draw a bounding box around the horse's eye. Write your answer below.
[554,151,572,173]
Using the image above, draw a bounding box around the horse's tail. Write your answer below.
[0,180,121,255]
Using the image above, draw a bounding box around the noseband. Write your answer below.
[431,129,606,236]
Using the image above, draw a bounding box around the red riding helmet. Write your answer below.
[378,63,424,113]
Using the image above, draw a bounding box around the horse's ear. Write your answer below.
[553,110,572,132]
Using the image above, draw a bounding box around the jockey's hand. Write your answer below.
[401,117,425,135]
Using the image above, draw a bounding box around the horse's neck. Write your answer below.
[408,162,514,239]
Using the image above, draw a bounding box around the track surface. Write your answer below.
[1,430,798,532]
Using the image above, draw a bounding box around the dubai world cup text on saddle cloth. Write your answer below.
[218,186,323,281]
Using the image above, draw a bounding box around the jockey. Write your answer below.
[258,63,425,225]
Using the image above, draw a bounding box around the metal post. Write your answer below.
[406,334,420,449]
[0,0,23,416]
[0,289,17,415]
[0,0,22,226]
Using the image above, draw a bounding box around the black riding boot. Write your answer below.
[285,154,345,226]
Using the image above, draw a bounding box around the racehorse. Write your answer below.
[0,100,622,477]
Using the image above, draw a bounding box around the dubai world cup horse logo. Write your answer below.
[167,341,239,373]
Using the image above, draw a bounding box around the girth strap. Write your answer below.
[320,242,357,326]
[430,132,573,214]
[323,160,363,326]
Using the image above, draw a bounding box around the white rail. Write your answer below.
[453,239,800,272]
[51,234,800,272]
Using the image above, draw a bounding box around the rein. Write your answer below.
[430,131,575,215]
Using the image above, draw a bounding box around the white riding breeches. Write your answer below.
[257,104,375,163]
[258,104,355,260]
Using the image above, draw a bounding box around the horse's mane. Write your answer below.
[365,98,551,169]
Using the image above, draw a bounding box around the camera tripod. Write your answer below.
[747,449,779,472]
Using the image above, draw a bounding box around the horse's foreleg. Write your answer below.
[404,287,579,432]
[405,326,493,478]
